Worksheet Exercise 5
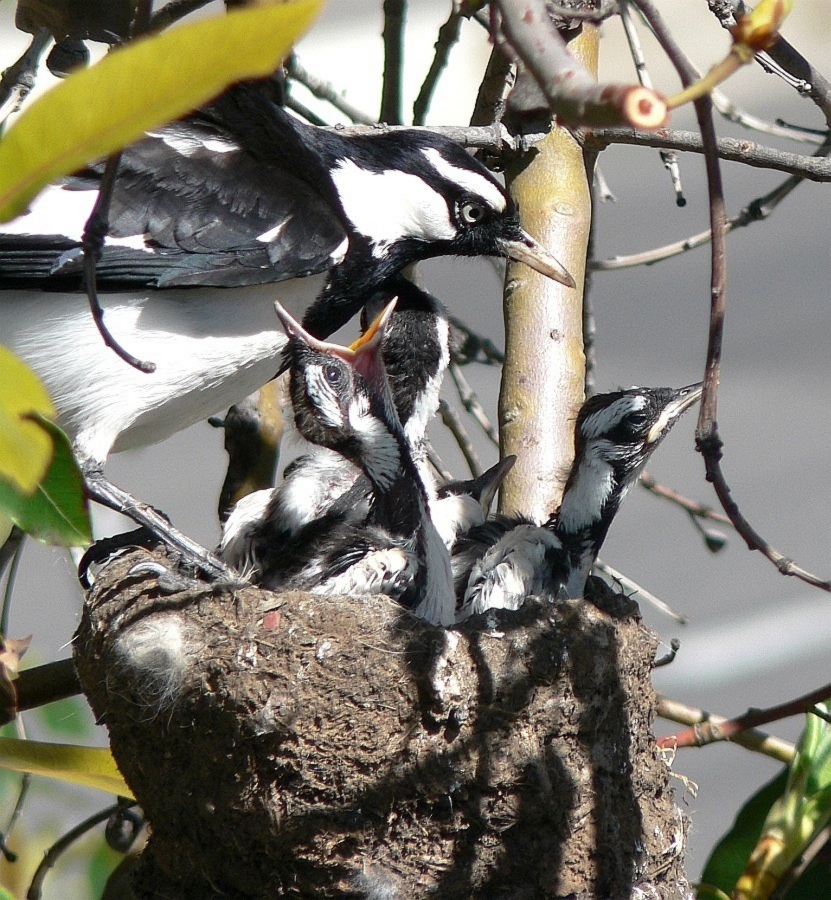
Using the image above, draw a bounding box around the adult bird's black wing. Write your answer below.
[0,115,347,290]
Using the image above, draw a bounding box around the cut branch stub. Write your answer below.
[74,549,692,898]
[494,0,667,129]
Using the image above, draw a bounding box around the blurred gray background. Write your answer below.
[2,1,830,894]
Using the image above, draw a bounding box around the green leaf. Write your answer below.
[0,736,133,798]
[698,768,788,897]
[0,0,323,221]
[0,416,91,546]
[88,840,124,900]
[34,696,90,741]
[784,854,831,899]
[0,885,15,900]
[0,346,55,494]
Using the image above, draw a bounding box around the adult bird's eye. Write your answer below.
[324,364,342,386]
[459,201,486,226]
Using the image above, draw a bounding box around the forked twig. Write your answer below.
[657,696,795,764]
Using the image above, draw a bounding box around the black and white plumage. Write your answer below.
[220,278,513,576]
[454,384,702,621]
[248,301,456,626]
[0,83,572,472]
[432,455,517,549]
[221,277,450,566]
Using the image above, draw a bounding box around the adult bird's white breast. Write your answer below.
[1,275,326,465]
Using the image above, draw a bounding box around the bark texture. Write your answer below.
[498,23,595,522]
[75,548,692,899]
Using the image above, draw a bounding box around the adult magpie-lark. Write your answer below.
[0,83,572,570]
[454,384,702,621]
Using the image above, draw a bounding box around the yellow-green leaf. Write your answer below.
[0,346,55,494]
[0,0,323,221]
[0,415,91,546]
[0,736,133,798]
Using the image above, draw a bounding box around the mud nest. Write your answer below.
[74,548,691,899]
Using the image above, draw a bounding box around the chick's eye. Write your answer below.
[459,201,486,226]
[627,414,649,431]
[324,364,343,386]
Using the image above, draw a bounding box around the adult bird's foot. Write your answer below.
[80,466,241,587]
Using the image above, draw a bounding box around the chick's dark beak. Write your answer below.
[646,383,703,444]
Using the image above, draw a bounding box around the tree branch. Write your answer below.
[286,55,377,125]
[0,29,50,127]
[438,399,481,477]
[412,2,464,126]
[656,696,795,764]
[584,128,831,181]
[491,0,667,128]
[592,141,830,270]
[619,0,685,205]
[326,123,831,182]
[381,0,406,124]
[634,0,831,597]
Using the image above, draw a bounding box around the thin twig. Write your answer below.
[656,696,795,764]
[381,0,406,124]
[285,95,327,127]
[0,529,24,637]
[27,803,123,899]
[438,399,481,478]
[706,2,831,128]
[634,0,831,597]
[149,0,213,31]
[712,89,825,145]
[0,29,50,127]
[448,361,499,448]
[594,559,687,624]
[640,471,729,552]
[592,139,831,270]
[286,55,376,125]
[448,318,504,367]
[639,472,732,527]
[82,154,156,373]
[427,446,454,483]
[592,164,617,203]
[0,715,32,864]
[618,0,685,205]
[413,2,464,126]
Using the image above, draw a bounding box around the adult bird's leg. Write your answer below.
[82,464,237,582]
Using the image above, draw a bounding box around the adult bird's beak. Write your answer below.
[646,382,703,444]
[497,232,576,289]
